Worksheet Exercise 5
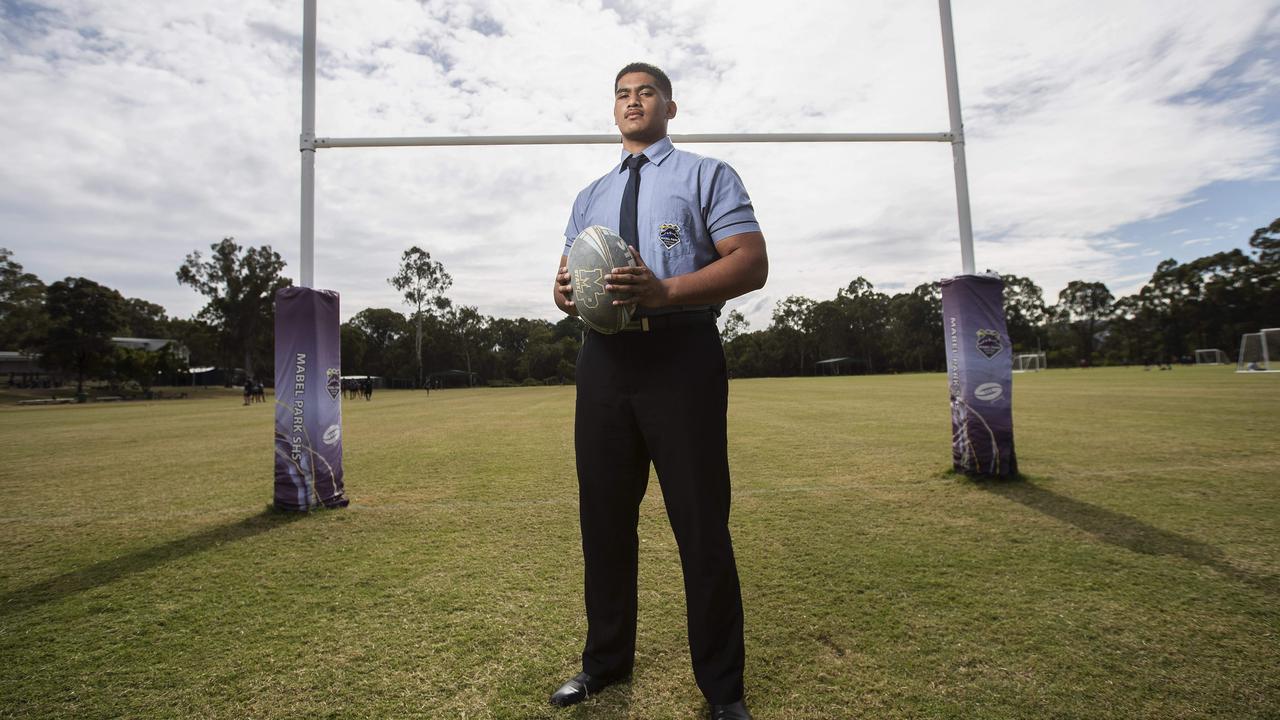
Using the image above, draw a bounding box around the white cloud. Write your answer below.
[1,0,1277,331]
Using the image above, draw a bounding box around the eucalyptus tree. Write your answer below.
[389,247,452,387]
[177,237,290,378]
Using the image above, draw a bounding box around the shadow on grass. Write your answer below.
[970,474,1278,597]
[0,506,307,617]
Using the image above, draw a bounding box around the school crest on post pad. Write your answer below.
[976,329,1003,359]
[326,368,342,399]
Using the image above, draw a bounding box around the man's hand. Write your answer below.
[606,248,670,309]
[556,268,574,307]
[553,257,578,316]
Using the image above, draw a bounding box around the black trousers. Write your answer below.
[574,321,745,704]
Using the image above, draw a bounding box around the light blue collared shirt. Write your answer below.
[563,136,762,286]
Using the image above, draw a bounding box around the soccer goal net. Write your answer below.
[1195,348,1229,365]
[1013,352,1046,373]
[1237,329,1280,373]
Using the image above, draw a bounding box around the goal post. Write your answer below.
[290,0,1021,485]
[1013,352,1046,373]
[1195,348,1229,365]
[1237,329,1280,373]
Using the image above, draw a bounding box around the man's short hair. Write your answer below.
[615,62,673,99]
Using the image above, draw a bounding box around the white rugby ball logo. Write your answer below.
[974,382,1003,402]
[322,424,341,445]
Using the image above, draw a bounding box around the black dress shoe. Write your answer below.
[710,699,752,720]
[549,672,619,707]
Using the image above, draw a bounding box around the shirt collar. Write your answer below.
[617,136,675,172]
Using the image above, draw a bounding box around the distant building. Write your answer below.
[3,338,190,387]
[1,350,51,387]
[111,337,190,363]
[1,351,43,375]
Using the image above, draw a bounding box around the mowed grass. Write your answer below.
[1,367,1277,719]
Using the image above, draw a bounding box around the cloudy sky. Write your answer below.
[2,0,1278,330]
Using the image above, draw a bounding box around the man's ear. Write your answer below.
[666,100,678,120]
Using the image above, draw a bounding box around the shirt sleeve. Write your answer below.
[702,160,761,243]
[563,187,589,256]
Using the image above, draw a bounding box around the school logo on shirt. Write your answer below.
[658,223,681,250]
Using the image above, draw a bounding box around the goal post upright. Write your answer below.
[300,0,317,290]
[938,0,976,275]
[1267,328,1280,371]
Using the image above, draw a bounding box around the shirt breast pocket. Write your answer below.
[648,203,698,259]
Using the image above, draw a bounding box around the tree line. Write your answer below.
[0,238,284,395]
[724,217,1276,375]
[0,238,582,391]
[1,218,1274,391]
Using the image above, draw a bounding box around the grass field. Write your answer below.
[1,367,1277,719]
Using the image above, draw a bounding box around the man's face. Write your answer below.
[614,71,675,143]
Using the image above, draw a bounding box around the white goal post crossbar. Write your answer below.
[314,132,955,148]
[299,0,978,287]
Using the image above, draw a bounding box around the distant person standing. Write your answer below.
[362,377,373,401]
[243,378,254,406]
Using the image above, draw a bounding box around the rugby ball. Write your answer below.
[567,225,636,334]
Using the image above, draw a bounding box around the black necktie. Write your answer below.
[619,154,649,250]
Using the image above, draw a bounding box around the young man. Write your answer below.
[551,62,767,720]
